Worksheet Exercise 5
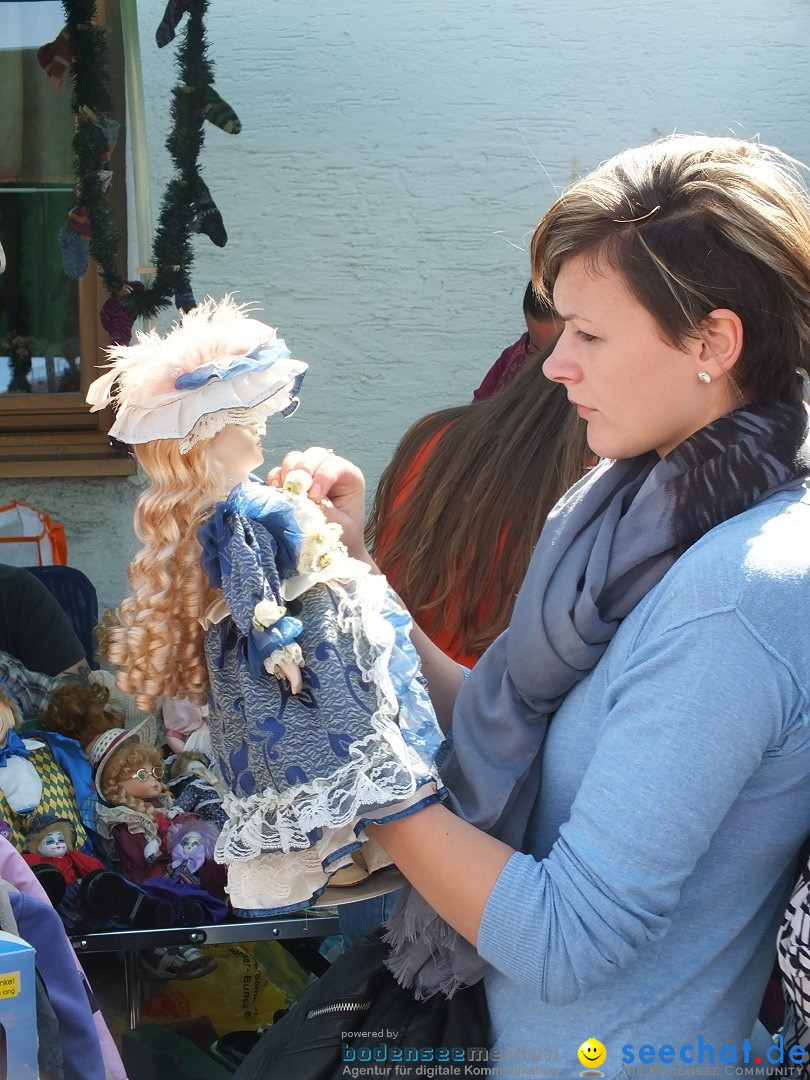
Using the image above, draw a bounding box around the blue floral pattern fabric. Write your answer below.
[198,482,444,915]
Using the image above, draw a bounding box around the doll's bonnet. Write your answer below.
[86,296,307,452]
[86,716,155,795]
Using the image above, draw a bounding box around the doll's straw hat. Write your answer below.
[86,717,153,794]
[85,297,307,452]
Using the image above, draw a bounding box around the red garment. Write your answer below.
[110,804,175,883]
[473,332,532,401]
[22,849,104,885]
[376,426,504,668]
[110,823,168,883]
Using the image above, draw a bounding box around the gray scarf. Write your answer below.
[384,400,810,999]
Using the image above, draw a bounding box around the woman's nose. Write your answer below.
[542,334,579,384]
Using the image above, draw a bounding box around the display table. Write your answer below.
[70,911,341,1028]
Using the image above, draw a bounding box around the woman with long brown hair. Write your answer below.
[367,349,590,666]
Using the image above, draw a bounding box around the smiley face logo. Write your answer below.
[577,1038,607,1073]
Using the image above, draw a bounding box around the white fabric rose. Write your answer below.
[252,598,287,630]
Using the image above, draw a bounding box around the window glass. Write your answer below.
[0,1,80,397]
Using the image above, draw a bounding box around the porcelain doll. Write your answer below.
[20,811,174,930]
[139,817,228,925]
[86,297,445,915]
[0,677,88,851]
[166,750,228,829]
[86,722,228,923]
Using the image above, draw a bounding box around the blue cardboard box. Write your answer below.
[0,929,37,1078]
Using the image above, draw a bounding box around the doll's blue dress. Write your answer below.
[198,480,445,915]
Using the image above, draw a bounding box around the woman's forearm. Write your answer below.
[367,803,514,946]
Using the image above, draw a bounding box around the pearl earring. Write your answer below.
[698,371,712,384]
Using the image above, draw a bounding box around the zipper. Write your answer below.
[306,999,372,1021]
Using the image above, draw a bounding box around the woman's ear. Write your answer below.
[697,308,744,376]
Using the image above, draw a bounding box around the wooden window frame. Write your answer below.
[0,0,135,479]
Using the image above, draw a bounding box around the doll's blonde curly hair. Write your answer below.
[99,741,170,821]
[108,437,224,711]
[106,298,283,711]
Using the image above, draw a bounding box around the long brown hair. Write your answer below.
[367,352,589,660]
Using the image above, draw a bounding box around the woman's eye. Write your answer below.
[575,329,597,343]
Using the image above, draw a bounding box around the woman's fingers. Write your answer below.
[267,447,363,504]
[265,447,368,557]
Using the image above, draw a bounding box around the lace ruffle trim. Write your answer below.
[94,801,161,842]
[217,726,430,860]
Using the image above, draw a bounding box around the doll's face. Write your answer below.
[38,830,68,858]
[181,831,203,854]
[119,760,165,800]
[209,422,265,490]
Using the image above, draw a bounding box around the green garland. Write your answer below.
[63,0,212,319]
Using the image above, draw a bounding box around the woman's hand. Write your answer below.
[266,447,369,562]
[268,447,463,731]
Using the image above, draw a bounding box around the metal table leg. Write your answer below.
[123,950,141,1029]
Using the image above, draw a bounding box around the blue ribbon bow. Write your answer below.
[174,339,292,390]
[0,730,31,768]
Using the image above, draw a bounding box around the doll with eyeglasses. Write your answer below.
[87,725,228,920]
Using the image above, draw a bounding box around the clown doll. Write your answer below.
[0,677,87,852]
[21,811,175,930]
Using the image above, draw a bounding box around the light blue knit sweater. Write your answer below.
[477,487,810,1078]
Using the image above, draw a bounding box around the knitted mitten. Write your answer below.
[100,282,144,346]
[93,114,120,166]
[175,280,197,313]
[155,0,192,47]
[192,177,228,247]
[177,83,242,134]
[202,87,242,134]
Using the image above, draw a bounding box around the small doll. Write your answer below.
[137,818,227,926]
[20,811,174,930]
[0,677,88,851]
[162,697,213,756]
[166,750,228,829]
[87,723,228,920]
[87,297,446,917]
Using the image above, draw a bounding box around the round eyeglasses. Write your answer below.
[129,765,164,783]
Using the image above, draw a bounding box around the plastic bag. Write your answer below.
[141,940,313,1037]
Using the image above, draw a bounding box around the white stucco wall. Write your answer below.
[15,0,810,612]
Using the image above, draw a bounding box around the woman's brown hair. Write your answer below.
[531,135,810,405]
[367,352,589,660]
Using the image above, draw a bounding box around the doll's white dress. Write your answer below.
[198,480,445,915]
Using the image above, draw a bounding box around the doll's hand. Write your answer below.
[143,838,161,862]
[266,447,370,563]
